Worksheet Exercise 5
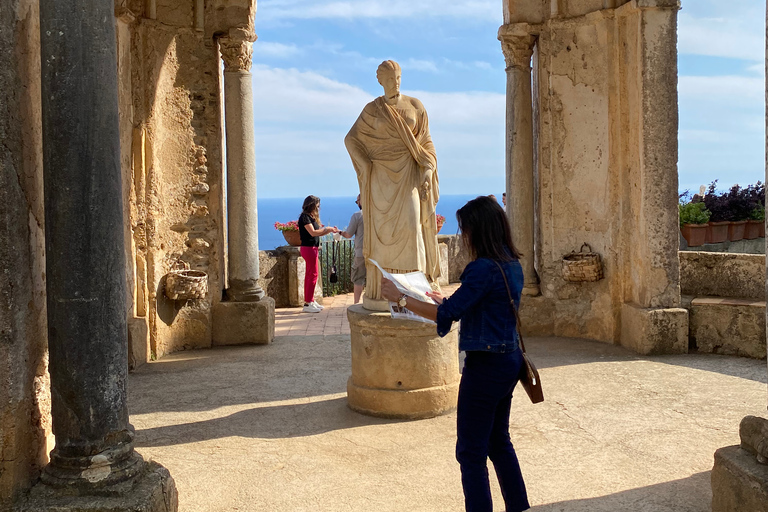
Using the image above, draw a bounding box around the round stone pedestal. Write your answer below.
[346,304,460,419]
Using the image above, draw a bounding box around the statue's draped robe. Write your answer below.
[345,96,440,300]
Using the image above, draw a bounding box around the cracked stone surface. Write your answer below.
[127,330,767,512]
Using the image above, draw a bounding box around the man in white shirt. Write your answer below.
[340,195,366,304]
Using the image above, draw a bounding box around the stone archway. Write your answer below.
[501,0,686,354]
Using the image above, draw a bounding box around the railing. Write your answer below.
[319,236,355,296]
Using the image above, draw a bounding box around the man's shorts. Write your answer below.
[351,256,366,286]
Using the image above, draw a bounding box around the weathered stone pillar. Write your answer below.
[18,0,176,509]
[212,29,275,346]
[220,29,264,302]
[500,31,539,296]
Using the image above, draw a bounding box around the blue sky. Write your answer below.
[250,0,766,198]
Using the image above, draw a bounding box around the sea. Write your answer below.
[258,194,488,250]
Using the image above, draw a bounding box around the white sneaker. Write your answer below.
[302,303,321,313]
[311,301,324,310]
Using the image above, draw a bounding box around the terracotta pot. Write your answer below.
[760,221,766,238]
[706,221,729,244]
[744,220,762,240]
[728,220,747,242]
[681,223,708,247]
[282,230,301,246]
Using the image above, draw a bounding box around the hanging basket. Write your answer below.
[561,243,604,283]
[165,269,208,300]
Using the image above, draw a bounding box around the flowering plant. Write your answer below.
[436,214,446,229]
[274,220,299,232]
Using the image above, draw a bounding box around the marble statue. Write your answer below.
[345,60,440,310]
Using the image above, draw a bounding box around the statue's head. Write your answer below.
[377,60,401,98]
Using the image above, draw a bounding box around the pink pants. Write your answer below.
[300,246,320,304]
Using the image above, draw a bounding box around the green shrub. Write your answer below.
[749,204,765,221]
[679,201,711,227]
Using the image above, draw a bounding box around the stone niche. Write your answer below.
[502,0,687,353]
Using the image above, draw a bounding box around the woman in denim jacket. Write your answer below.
[381,195,529,512]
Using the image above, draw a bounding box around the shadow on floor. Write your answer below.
[526,337,767,383]
[129,336,352,415]
[531,472,711,512]
[134,397,400,446]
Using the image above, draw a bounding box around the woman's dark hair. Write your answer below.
[456,195,521,261]
[302,195,320,222]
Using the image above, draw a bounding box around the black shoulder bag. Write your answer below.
[492,260,544,404]
[329,240,338,284]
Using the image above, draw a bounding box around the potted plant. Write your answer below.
[274,220,301,246]
[725,184,751,241]
[701,181,729,243]
[679,201,710,247]
[744,182,765,239]
[436,214,446,233]
[746,205,765,239]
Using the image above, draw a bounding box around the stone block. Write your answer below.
[15,461,177,512]
[438,243,449,287]
[689,298,766,359]
[712,445,768,512]
[518,295,555,337]
[127,316,149,370]
[680,252,765,300]
[620,303,688,355]
[346,305,460,419]
[438,234,470,284]
[212,298,275,346]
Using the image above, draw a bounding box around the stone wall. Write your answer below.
[120,5,232,362]
[680,252,765,300]
[0,0,52,503]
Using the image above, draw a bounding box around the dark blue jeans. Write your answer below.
[456,349,529,512]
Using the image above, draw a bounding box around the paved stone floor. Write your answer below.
[129,288,768,511]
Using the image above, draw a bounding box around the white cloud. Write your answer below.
[401,58,439,73]
[253,41,303,58]
[678,11,765,61]
[257,0,500,22]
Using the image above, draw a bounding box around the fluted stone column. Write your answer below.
[500,32,540,296]
[212,29,275,346]
[220,30,264,302]
[19,0,177,508]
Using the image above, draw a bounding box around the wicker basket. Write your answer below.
[561,243,603,282]
[165,269,208,300]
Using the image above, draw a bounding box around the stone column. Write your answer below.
[212,29,275,346]
[220,29,265,302]
[21,0,176,508]
[500,32,540,296]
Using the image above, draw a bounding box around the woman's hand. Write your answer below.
[425,290,444,304]
[380,278,401,302]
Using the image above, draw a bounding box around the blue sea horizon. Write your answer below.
[258,194,491,251]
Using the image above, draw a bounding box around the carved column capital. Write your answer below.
[220,30,257,72]
[499,34,536,70]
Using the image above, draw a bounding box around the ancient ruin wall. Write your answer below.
[0,0,52,503]
[123,9,227,361]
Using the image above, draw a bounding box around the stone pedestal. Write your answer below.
[712,416,768,512]
[16,462,177,512]
[620,303,689,355]
[346,305,460,419]
[212,298,275,345]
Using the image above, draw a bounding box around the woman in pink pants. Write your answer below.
[298,195,338,313]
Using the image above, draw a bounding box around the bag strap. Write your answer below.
[332,239,337,265]
[491,260,527,354]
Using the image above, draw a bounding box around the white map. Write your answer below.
[368,259,436,323]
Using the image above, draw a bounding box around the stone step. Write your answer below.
[686,296,766,359]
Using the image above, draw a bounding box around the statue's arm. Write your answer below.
[344,129,372,180]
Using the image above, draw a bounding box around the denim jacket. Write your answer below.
[436,257,523,353]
